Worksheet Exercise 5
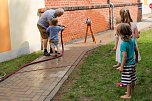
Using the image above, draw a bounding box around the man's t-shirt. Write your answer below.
[38,10,57,29]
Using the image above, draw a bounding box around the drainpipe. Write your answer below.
[108,0,115,29]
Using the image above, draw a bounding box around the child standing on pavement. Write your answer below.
[46,18,64,56]
[113,7,141,68]
[116,23,138,99]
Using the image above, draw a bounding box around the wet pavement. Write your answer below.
[0,14,152,101]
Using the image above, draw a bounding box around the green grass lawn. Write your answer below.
[59,28,152,101]
[0,51,42,77]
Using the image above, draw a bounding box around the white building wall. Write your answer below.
[141,0,152,14]
[0,0,45,62]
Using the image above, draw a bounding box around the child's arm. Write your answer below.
[117,51,127,72]
[134,25,140,38]
[113,34,119,51]
[134,46,138,63]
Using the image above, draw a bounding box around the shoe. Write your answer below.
[116,82,127,87]
[57,52,61,54]
[55,51,61,54]
[43,51,50,56]
[55,50,58,53]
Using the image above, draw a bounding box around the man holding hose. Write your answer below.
[37,8,64,56]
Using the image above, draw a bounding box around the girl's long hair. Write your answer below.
[120,8,133,25]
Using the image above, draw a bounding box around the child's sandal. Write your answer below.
[116,82,127,87]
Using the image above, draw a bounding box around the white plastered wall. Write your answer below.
[0,0,45,62]
[141,0,152,14]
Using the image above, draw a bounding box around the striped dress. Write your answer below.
[121,64,137,85]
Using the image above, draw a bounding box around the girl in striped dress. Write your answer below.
[116,23,138,99]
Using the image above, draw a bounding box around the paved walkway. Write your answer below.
[0,14,152,101]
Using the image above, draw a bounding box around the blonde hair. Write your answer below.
[117,23,132,40]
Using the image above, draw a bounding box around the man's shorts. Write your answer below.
[37,24,49,39]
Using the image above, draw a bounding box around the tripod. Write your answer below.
[84,18,96,44]
[84,23,96,44]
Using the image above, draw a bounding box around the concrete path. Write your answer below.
[0,14,152,101]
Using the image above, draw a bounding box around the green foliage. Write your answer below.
[62,29,152,101]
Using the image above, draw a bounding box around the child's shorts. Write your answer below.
[121,64,137,85]
[50,40,59,48]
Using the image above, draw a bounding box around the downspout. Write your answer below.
[108,0,114,29]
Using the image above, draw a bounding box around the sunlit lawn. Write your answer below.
[60,28,152,101]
